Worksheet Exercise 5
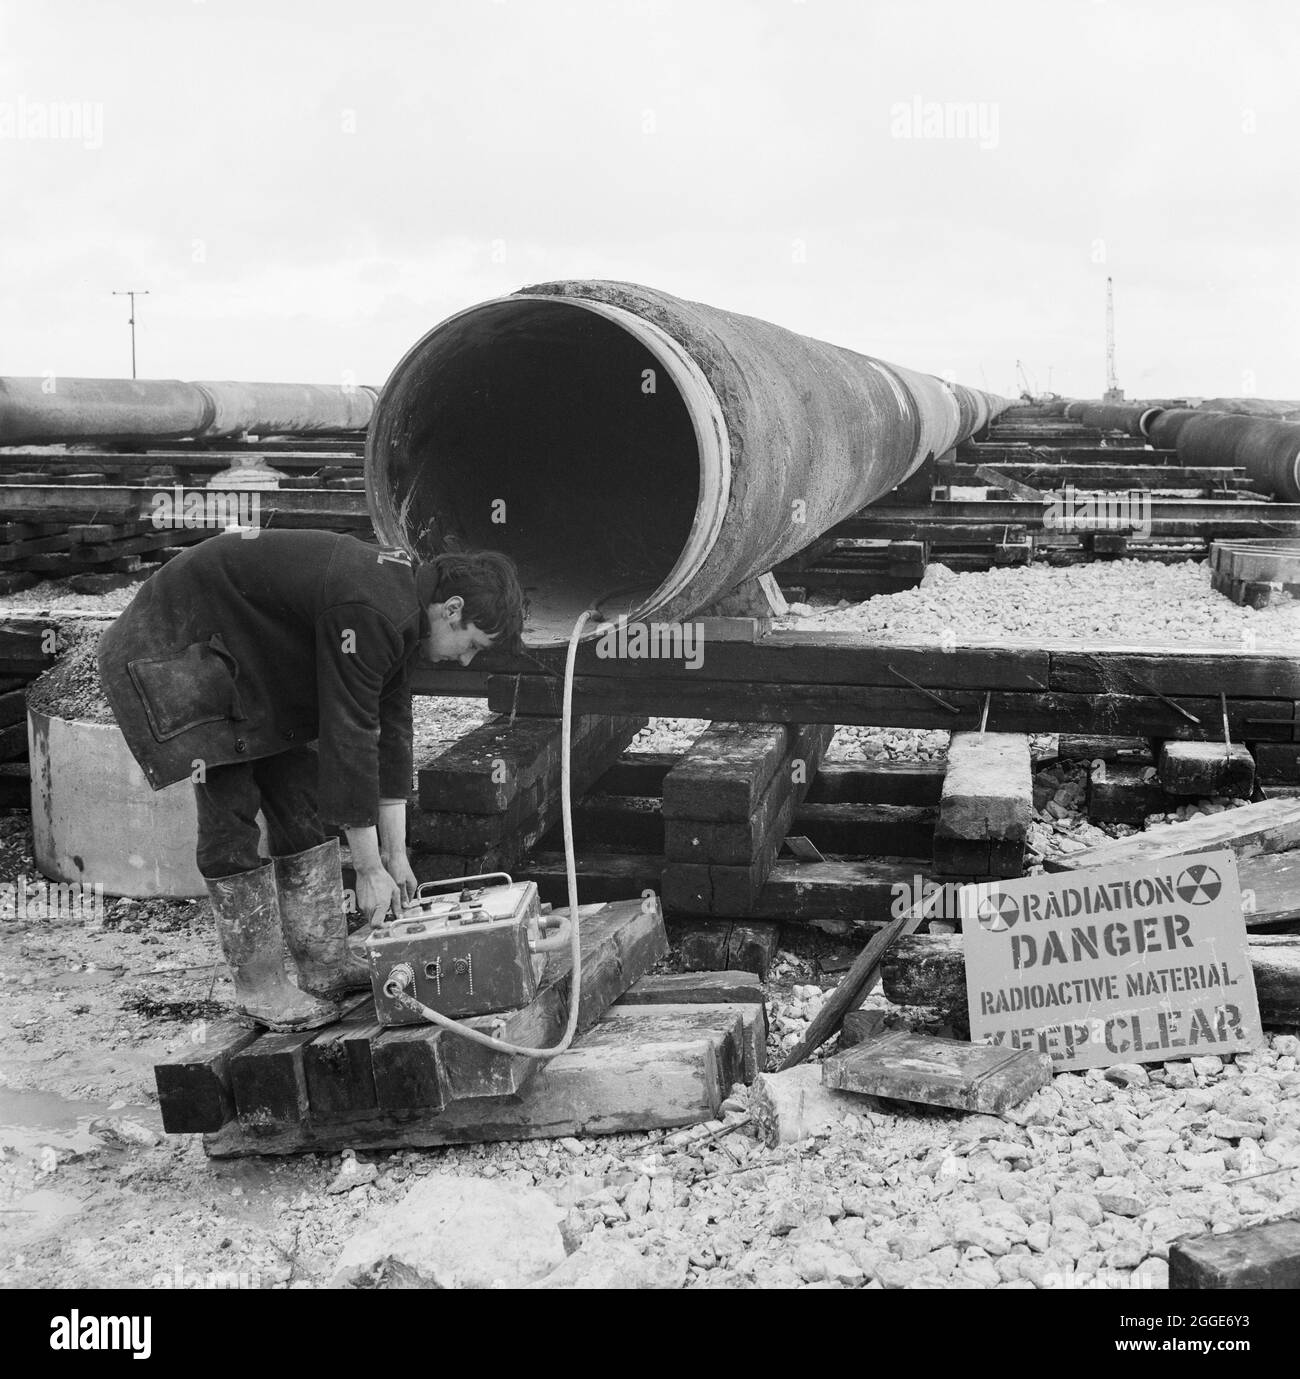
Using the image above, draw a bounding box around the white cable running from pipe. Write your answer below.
[389,608,598,1059]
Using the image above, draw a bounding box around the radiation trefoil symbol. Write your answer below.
[1175,863,1222,906]
[977,891,1020,932]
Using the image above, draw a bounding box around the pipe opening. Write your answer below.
[367,298,709,644]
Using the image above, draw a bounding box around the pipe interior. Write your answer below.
[376,299,702,644]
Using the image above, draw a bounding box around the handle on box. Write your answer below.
[413,872,514,899]
[529,915,572,954]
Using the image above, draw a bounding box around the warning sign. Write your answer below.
[959,850,1263,1070]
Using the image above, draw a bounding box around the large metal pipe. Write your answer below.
[1146,408,1201,450]
[1147,407,1300,500]
[0,376,377,443]
[1229,419,1300,501]
[1071,402,1164,438]
[365,280,1010,643]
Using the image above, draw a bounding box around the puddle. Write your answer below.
[0,1087,157,1157]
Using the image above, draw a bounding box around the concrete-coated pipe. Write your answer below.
[0,377,212,444]
[1073,402,1160,438]
[0,376,377,443]
[1231,419,1300,501]
[27,708,206,898]
[1173,412,1258,468]
[1146,408,1201,451]
[194,381,377,437]
[365,279,1009,643]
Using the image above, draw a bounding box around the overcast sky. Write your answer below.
[2,0,1297,400]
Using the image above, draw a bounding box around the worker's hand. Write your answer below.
[383,852,418,905]
[355,865,403,923]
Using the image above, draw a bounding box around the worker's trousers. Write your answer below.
[193,745,329,878]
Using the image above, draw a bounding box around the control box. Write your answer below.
[365,873,546,1027]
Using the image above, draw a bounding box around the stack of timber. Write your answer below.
[933,732,1031,878]
[152,898,773,1157]
[460,634,1300,743]
[1209,537,1300,609]
[0,437,371,588]
[659,721,834,916]
[0,618,58,795]
[410,712,646,877]
[517,746,952,964]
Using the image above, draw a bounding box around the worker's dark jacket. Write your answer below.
[98,530,427,827]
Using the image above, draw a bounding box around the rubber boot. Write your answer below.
[205,862,342,1031]
[276,839,372,999]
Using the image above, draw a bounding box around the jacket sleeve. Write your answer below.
[313,603,410,826]
[377,659,414,801]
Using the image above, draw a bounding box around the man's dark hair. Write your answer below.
[416,550,527,652]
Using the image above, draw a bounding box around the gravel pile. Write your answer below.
[0,579,137,616]
[25,623,116,724]
[784,560,1300,645]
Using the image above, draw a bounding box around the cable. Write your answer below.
[388,607,599,1059]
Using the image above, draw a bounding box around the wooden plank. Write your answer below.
[372,895,668,1107]
[421,633,1300,701]
[664,723,834,859]
[519,852,664,906]
[368,1024,448,1113]
[1252,743,1300,784]
[619,970,765,1005]
[661,722,795,822]
[0,762,30,808]
[668,918,734,971]
[417,712,643,813]
[0,722,29,760]
[1158,741,1255,798]
[821,1030,1051,1112]
[1087,760,1171,825]
[204,1016,738,1157]
[727,920,781,979]
[1048,647,1300,699]
[1169,1220,1300,1289]
[154,1023,260,1134]
[1247,935,1300,1025]
[302,1005,385,1117]
[796,801,936,858]
[1058,734,1154,764]
[806,760,946,806]
[601,1002,766,1081]
[229,1027,324,1124]
[412,717,645,855]
[934,732,1030,878]
[0,689,26,729]
[485,676,1289,741]
[525,852,962,936]
[663,724,833,911]
[1045,797,1300,872]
